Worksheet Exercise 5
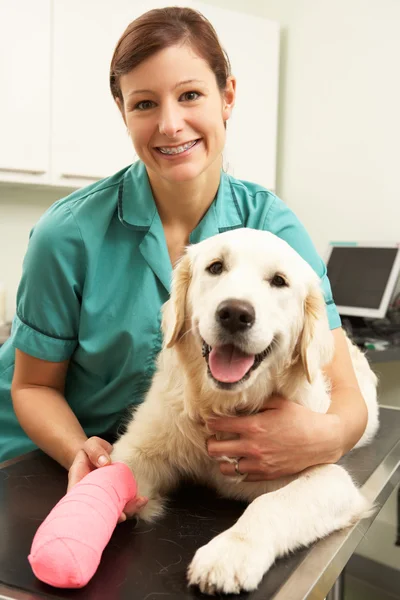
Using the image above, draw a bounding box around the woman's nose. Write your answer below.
[158,103,184,138]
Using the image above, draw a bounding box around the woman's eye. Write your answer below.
[135,100,155,111]
[181,91,200,102]
[207,261,223,275]
[271,274,287,287]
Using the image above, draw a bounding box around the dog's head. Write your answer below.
[162,229,334,395]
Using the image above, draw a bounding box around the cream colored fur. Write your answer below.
[112,229,379,595]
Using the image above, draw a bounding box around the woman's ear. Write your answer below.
[162,252,192,348]
[299,286,334,383]
[222,76,236,121]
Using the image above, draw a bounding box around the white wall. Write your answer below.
[0,184,74,322]
[203,0,400,256]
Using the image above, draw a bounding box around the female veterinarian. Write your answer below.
[0,7,367,518]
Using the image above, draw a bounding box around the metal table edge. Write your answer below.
[0,585,47,600]
[271,436,400,600]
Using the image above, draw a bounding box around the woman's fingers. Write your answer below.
[67,449,93,491]
[218,458,259,477]
[218,458,288,481]
[124,495,148,516]
[83,436,113,467]
[67,437,114,491]
[67,437,146,525]
[207,436,259,459]
[118,495,148,523]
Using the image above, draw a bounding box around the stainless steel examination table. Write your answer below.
[0,406,399,600]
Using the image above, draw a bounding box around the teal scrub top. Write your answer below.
[0,161,341,462]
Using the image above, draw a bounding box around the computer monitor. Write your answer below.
[325,242,400,319]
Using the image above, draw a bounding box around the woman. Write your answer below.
[0,7,367,518]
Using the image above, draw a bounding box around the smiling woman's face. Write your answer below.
[117,44,235,185]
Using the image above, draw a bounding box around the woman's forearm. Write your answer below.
[290,386,368,471]
[327,385,368,455]
[11,385,88,469]
[322,328,369,459]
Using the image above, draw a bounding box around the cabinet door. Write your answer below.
[194,3,280,191]
[51,0,192,187]
[0,0,51,184]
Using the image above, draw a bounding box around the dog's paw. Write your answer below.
[187,530,273,595]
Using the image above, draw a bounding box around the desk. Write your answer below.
[367,346,400,363]
[0,407,399,600]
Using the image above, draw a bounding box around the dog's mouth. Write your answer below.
[201,341,273,389]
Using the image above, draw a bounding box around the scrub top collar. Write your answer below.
[117,160,244,293]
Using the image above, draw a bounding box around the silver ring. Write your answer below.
[233,457,244,476]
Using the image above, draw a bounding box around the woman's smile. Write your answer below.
[155,138,202,159]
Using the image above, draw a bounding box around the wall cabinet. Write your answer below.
[0,0,51,185]
[0,1,279,191]
[51,0,141,186]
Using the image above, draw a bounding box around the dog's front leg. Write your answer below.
[188,464,369,595]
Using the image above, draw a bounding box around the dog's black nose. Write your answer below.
[216,300,255,334]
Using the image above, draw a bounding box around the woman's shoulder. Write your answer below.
[227,172,277,200]
[224,172,287,225]
[30,164,136,250]
[226,172,285,214]
[43,165,131,224]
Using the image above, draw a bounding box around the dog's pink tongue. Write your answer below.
[209,345,255,383]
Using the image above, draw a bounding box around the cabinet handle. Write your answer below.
[61,173,102,181]
[0,167,46,175]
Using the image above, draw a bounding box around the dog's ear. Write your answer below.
[298,286,335,383]
[162,252,192,348]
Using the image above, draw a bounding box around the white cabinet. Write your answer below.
[0,0,51,185]
[51,0,138,186]
[0,1,279,191]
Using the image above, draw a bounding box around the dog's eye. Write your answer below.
[271,274,287,287]
[208,261,223,275]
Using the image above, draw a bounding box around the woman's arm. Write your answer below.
[12,349,87,469]
[324,328,368,454]
[12,349,147,520]
[206,328,369,481]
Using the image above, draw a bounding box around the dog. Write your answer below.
[112,228,379,595]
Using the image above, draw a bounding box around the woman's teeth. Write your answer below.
[158,140,198,155]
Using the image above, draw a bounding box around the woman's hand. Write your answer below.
[206,396,344,481]
[67,436,113,489]
[67,436,147,521]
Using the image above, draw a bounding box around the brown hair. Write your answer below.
[109,6,231,103]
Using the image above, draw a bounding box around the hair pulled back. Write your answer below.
[110,6,231,103]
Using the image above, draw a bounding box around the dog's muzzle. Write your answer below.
[202,341,273,389]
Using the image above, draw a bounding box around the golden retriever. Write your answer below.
[112,228,379,595]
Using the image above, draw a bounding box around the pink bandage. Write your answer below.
[28,462,137,588]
